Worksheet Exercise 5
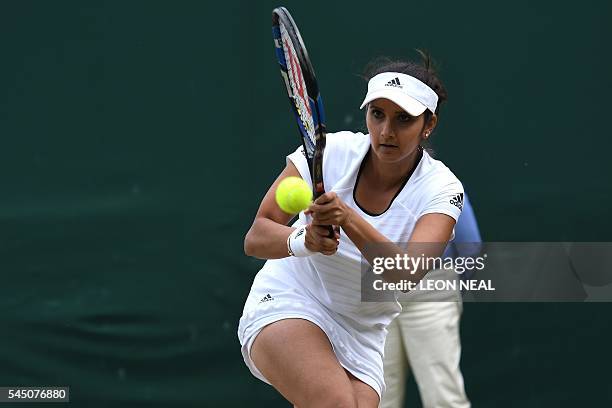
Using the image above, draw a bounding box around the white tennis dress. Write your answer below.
[238,131,463,398]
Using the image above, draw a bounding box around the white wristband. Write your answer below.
[287,226,314,257]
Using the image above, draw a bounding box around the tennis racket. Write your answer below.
[272,7,335,237]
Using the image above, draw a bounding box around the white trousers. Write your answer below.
[380,300,470,408]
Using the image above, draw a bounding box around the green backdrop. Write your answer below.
[1,1,611,406]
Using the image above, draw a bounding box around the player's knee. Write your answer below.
[300,388,357,408]
[328,392,358,408]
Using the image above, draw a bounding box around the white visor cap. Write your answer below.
[359,72,438,116]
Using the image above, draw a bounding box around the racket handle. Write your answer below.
[312,183,338,239]
[312,193,336,238]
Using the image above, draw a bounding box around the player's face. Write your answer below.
[366,98,428,164]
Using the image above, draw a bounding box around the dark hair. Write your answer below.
[362,50,448,129]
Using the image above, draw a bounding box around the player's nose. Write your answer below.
[380,118,395,140]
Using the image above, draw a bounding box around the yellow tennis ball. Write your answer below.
[275,176,313,214]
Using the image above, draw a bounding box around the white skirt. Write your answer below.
[237,263,387,398]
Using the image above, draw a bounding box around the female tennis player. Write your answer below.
[239,53,463,408]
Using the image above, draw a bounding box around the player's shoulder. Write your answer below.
[413,151,463,194]
[422,151,460,181]
[324,130,369,161]
[327,130,369,150]
[322,131,369,189]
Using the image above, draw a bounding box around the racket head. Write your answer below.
[272,7,327,197]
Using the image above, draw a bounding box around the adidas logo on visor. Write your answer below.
[385,77,402,88]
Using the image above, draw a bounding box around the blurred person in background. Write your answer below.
[381,192,481,408]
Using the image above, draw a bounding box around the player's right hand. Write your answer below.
[305,224,340,256]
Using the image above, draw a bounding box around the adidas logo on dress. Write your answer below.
[259,294,274,303]
[449,193,464,210]
[385,77,402,88]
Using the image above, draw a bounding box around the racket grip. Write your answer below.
[312,183,337,239]
[326,225,339,239]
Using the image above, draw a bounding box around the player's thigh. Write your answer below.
[292,373,378,408]
[251,318,357,408]
[346,370,379,408]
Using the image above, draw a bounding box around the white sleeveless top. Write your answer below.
[259,131,464,328]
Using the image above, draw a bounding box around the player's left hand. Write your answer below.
[305,192,353,227]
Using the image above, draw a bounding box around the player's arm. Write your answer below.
[345,209,454,283]
[309,193,455,283]
[243,162,338,260]
[243,163,300,259]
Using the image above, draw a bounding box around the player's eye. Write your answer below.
[398,113,415,123]
[370,108,384,119]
